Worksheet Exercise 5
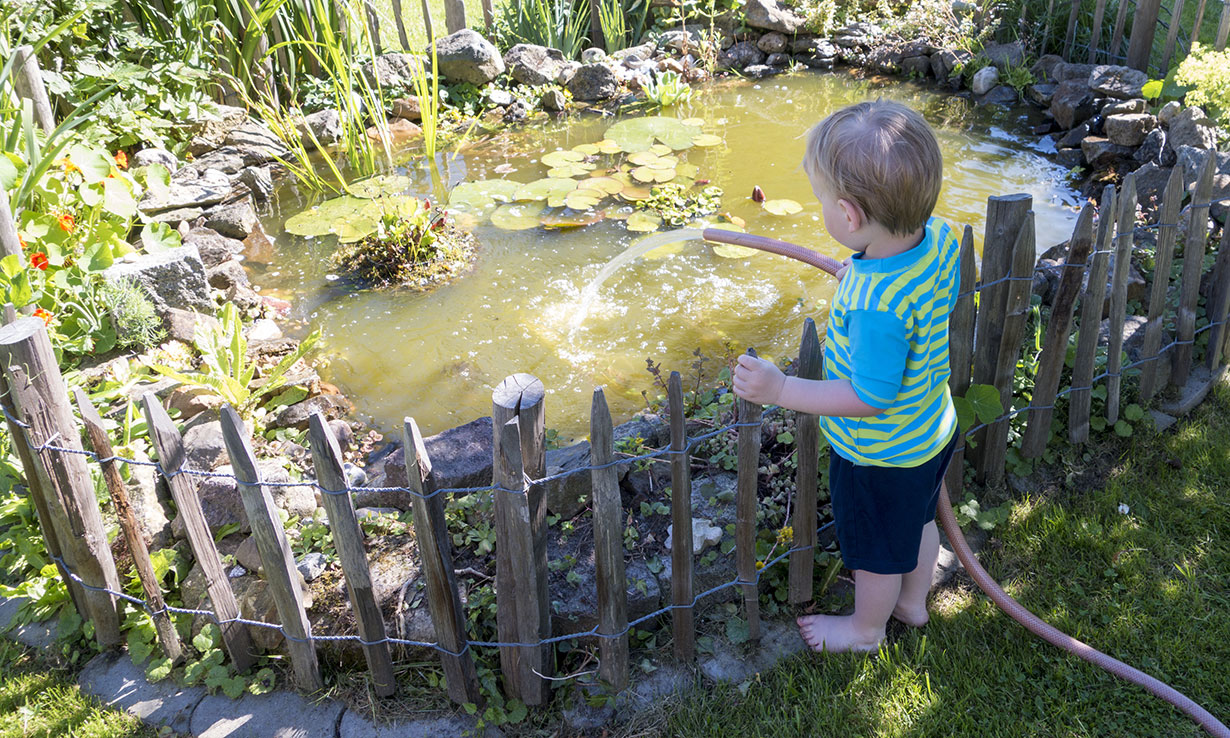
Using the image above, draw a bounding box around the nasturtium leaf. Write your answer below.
[1114,419,1133,437]
[605,116,703,153]
[541,150,586,167]
[69,144,113,184]
[1124,403,1145,421]
[625,211,662,233]
[763,198,803,216]
[572,143,600,156]
[491,203,545,230]
[346,174,412,198]
[103,177,137,218]
[141,221,181,253]
[0,153,20,190]
[691,133,722,147]
[1141,79,1163,100]
[964,384,1003,425]
[78,181,103,208]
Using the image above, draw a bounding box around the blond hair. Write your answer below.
[803,100,942,236]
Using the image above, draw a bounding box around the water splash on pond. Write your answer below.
[573,229,706,330]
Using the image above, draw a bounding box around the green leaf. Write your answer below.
[1114,419,1133,437]
[141,222,181,253]
[964,384,1004,425]
[145,657,173,682]
[103,177,137,218]
[1124,404,1145,421]
[69,145,112,184]
[952,396,975,434]
[725,616,749,645]
[1141,79,1163,99]
[83,240,115,271]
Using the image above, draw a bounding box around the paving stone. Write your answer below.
[10,618,58,649]
[337,709,502,737]
[698,618,808,684]
[191,690,344,738]
[78,652,205,734]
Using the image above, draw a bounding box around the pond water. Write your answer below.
[255,71,1081,440]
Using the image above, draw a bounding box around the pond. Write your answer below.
[255,70,1081,440]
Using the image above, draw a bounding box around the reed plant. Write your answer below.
[497,0,592,59]
[598,0,651,50]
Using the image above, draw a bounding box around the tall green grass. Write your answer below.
[496,0,591,59]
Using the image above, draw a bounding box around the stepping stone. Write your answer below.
[338,710,501,737]
[191,690,344,738]
[78,652,205,735]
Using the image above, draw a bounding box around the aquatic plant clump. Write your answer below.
[638,183,723,226]
[328,199,476,288]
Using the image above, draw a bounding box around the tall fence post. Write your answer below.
[1071,185,1118,444]
[1106,173,1139,424]
[390,0,411,49]
[590,389,629,690]
[735,350,762,642]
[308,412,396,697]
[74,389,183,663]
[1023,204,1095,457]
[788,319,822,604]
[492,374,551,705]
[1218,2,1230,50]
[1063,0,1082,59]
[1161,0,1189,73]
[1140,168,1185,402]
[666,372,695,661]
[220,408,322,691]
[442,0,466,34]
[1128,0,1164,70]
[419,0,436,42]
[401,417,482,704]
[142,396,255,671]
[1189,0,1210,58]
[11,46,54,134]
[0,318,121,647]
[946,225,976,496]
[1174,155,1217,387]
[982,213,1036,485]
[1112,0,1133,58]
[1089,0,1110,63]
[1206,226,1230,370]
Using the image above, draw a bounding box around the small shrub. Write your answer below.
[1175,43,1230,128]
[104,280,166,349]
[329,198,469,287]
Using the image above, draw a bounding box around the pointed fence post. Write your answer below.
[74,389,182,664]
[1112,0,1132,57]
[1219,1,1230,50]
[666,372,694,661]
[1140,168,1185,402]
[1127,0,1163,71]
[1206,226,1230,370]
[736,350,762,642]
[1071,186,1118,444]
[590,389,629,690]
[220,407,322,691]
[1023,204,1095,457]
[442,0,466,33]
[492,374,551,705]
[1063,0,1082,59]
[390,0,411,49]
[0,318,121,647]
[1174,155,1217,387]
[142,396,254,671]
[1107,173,1138,424]
[308,412,396,697]
[788,319,822,604]
[981,213,1036,485]
[1088,0,1110,63]
[946,225,976,496]
[420,0,436,42]
[402,416,482,705]
[1161,0,1188,73]
[11,46,54,134]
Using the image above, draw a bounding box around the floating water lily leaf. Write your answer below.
[585,176,624,195]
[691,134,722,148]
[564,189,605,210]
[542,150,586,167]
[333,216,378,243]
[548,163,594,178]
[541,211,606,229]
[593,139,623,154]
[614,175,654,201]
[649,143,673,156]
[675,162,700,179]
[681,117,705,127]
[626,211,663,233]
[360,195,422,219]
[448,180,522,215]
[704,223,755,258]
[515,177,578,202]
[627,151,660,167]
[605,116,703,153]
[347,174,412,198]
[632,166,676,183]
[491,203,545,230]
[572,143,600,156]
[284,195,372,237]
[763,199,803,216]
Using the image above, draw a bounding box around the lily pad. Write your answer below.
[360,195,423,219]
[541,211,606,229]
[704,223,755,258]
[681,117,705,127]
[491,203,545,230]
[515,177,578,203]
[347,174,412,198]
[691,134,723,148]
[284,195,373,237]
[584,176,624,195]
[605,116,704,153]
[763,198,803,216]
[572,143,600,156]
[593,139,623,155]
[333,216,379,243]
[449,180,523,215]
[626,211,662,233]
[548,163,594,178]
[564,189,606,210]
[632,166,676,184]
[542,150,586,167]
[649,143,674,156]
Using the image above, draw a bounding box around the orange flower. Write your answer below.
[32,308,53,326]
[17,234,26,251]
[29,252,48,271]
[59,157,79,175]
[56,214,75,234]
[114,150,128,170]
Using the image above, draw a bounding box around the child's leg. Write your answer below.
[892,518,940,627]
[798,570,900,653]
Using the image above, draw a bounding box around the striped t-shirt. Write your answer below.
[819,216,960,467]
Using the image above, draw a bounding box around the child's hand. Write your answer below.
[732,355,786,406]
[836,255,852,282]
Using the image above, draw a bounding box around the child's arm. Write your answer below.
[732,355,882,418]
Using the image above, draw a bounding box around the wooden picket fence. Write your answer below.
[2,172,1230,704]
[1045,0,1230,74]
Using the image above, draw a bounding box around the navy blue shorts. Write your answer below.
[828,431,959,575]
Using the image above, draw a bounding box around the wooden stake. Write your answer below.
[309,413,396,697]
[442,0,466,34]
[1128,0,1164,71]
[1206,226,1230,370]
[1064,0,1082,59]
[1140,168,1185,402]
[11,46,54,134]
[1161,0,1188,73]
[788,319,822,604]
[1218,2,1230,50]
[945,226,977,496]
[390,0,411,50]
[420,0,436,43]
[1089,0,1110,63]
[665,372,695,661]
[1112,0,1133,57]
[1106,174,1139,424]
[590,389,628,690]
[735,350,762,642]
[1173,155,1217,387]
[1071,186,1118,444]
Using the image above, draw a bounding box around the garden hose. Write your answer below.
[699,227,1230,738]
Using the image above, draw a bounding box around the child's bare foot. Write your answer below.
[796,614,884,653]
[890,603,929,628]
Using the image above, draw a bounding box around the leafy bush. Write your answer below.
[1175,43,1230,128]
[784,0,839,36]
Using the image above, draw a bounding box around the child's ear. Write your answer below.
[837,198,865,232]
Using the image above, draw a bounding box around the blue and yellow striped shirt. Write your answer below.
[820,216,960,467]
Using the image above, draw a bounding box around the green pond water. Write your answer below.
[255,71,1080,440]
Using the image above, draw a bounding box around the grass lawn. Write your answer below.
[0,641,159,738]
[655,384,1230,738]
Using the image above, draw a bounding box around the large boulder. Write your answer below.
[757,31,788,54]
[980,40,1024,68]
[430,29,504,86]
[221,121,290,166]
[1133,161,1174,214]
[183,227,244,268]
[566,63,619,101]
[202,198,257,240]
[1104,113,1157,147]
[103,245,212,316]
[504,44,567,86]
[1167,106,1218,151]
[720,41,766,70]
[1134,127,1170,166]
[365,416,494,510]
[295,108,343,150]
[832,22,881,47]
[1052,61,1095,83]
[1081,136,1135,169]
[931,48,972,80]
[139,167,231,214]
[190,461,317,535]
[1049,79,1096,130]
[268,393,352,431]
[182,420,228,472]
[1031,54,1065,83]
[971,66,1000,95]
[1090,64,1148,99]
[744,0,804,33]
[362,52,429,88]
[185,105,248,156]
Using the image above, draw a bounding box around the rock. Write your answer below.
[766,52,790,67]
[430,29,504,86]
[246,318,282,342]
[971,66,1000,95]
[660,29,702,53]
[237,165,273,204]
[236,536,262,572]
[206,259,248,291]
[355,507,400,521]
[741,64,781,78]
[297,552,327,582]
[1167,106,1218,150]
[337,710,497,738]
[980,40,1025,68]
[798,53,836,70]
[720,41,765,70]
[981,85,1019,105]
[614,412,669,448]
[567,63,619,101]
[1133,161,1174,213]
[222,121,290,166]
[1104,98,1146,116]
[581,47,607,64]
[1057,121,1092,149]
[757,31,788,54]
[374,117,423,145]
[182,227,243,268]
[557,60,581,84]
[227,283,262,311]
[931,48,971,80]
[1031,53,1065,83]
[1158,100,1182,126]
[504,43,567,86]
[124,462,173,549]
[163,307,219,344]
[133,147,178,173]
[1053,61,1095,83]
[190,691,342,738]
[139,167,231,213]
[362,52,429,88]
[541,88,567,112]
[296,108,342,149]
[368,416,492,509]
[745,0,805,33]
[268,393,351,431]
[791,36,835,56]
[1027,82,1057,106]
[484,88,513,107]
[665,517,723,555]
[1134,127,1168,166]
[1055,148,1084,170]
[182,420,227,472]
[343,462,367,488]
[188,147,246,174]
[192,461,317,535]
[167,385,226,420]
[1081,136,1134,168]
[77,652,203,735]
[901,55,932,78]
[104,245,212,316]
[202,198,257,240]
[184,104,248,156]
[1104,113,1157,146]
[613,42,656,62]
[148,206,204,226]
[552,557,661,636]
[390,96,421,121]
[1090,64,1148,99]
[1049,79,1096,130]
[330,419,354,452]
[1174,145,1230,189]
